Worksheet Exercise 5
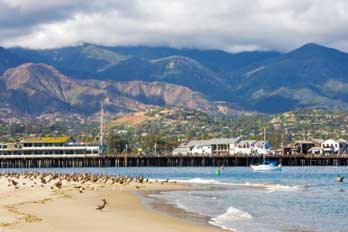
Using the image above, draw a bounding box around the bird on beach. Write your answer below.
[336,175,344,183]
[40,177,47,184]
[96,198,108,211]
[55,181,63,189]
[11,179,18,186]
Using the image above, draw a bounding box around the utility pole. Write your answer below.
[281,133,284,156]
[154,143,157,155]
[125,144,128,167]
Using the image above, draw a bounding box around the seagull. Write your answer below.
[11,179,18,186]
[336,175,344,183]
[96,198,108,211]
[55,181,62,189]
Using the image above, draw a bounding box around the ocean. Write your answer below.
[5,166,348,232]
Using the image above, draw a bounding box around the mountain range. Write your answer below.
[0,42,348,118]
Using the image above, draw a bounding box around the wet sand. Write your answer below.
[0,173,225,232]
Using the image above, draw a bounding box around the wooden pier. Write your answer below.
[0,154,348,168]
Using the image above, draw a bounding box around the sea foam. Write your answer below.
[177,178,222,185]
[209,207,252,231]
[176,178,307,192]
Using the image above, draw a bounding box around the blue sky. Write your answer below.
[1,0,348,52]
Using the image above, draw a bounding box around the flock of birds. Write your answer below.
[0,171,172,211]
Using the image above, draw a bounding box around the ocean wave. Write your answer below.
[241,182,307,192]
[209,207,252,231]
[174,199,193,213]
[176,178,308,192]
[177,178,223,185]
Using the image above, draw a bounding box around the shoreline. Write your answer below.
[0,172,226,232]
[137,188,215,228]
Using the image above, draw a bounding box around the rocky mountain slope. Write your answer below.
[4,43,348,114]
[230,43,348,112]
[0,63,230,116]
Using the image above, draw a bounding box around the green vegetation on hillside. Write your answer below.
[2,107,348,154]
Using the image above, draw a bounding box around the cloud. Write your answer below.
[1,0,348,52]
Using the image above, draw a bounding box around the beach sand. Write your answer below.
[0,174,224,232]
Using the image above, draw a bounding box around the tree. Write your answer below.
[106,133,129,154]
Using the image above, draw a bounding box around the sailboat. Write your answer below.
[250,129,282,172]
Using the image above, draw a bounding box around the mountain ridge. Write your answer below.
[0,63,235,117]
[2,42,348,114]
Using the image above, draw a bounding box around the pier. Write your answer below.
[0,154,347,168]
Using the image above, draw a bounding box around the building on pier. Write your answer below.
[172,138,239,155]
[282,138,347,155]
[172,138,273,155]
[235,140,273,155]
[321,139,347,155]
[0,136,99,156]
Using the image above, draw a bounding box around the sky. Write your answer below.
[1,0,348,52]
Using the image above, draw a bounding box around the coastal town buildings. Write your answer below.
[173,138,239,155]
[236,140,273,155]
[282,138,348,155]
[321,139,347,155]
[283,139,323,155]
[172,138,273,156]
[173,137,348,156]
[0,136,99,156]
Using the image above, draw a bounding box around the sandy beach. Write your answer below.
[0,172,224,232]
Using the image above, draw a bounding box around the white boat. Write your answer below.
[250,163,282,171]
[250,128,282,172]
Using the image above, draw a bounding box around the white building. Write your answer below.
[235,140,273,155]
[172,137,273,156]
[321,139,347,155]
[0,136,99,156]
[172,138,240,155]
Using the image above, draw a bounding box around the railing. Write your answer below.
[106,153,348,158]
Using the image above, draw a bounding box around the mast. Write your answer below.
[99,101,104,155]
[263,128,266,161]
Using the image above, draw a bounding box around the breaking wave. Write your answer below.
[176,178,309,192]
[209,207,252,231]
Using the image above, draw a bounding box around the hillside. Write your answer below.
[4,43,348,114]
[104,107,348,153]
[0,47,26,74]
[230,43,348,112]
[0,63,234,118]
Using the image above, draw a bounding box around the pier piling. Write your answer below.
[0,154,347,168]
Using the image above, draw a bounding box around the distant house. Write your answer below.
[321,139,347,155]
[173,137,274,156]
[290,140,316,155]
[172,138,240,155]
[172,143,191,155]
[235,140,273,155]
[284,139,324,155]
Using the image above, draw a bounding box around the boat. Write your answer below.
[250,129,282,172]
[250,161,282,171]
